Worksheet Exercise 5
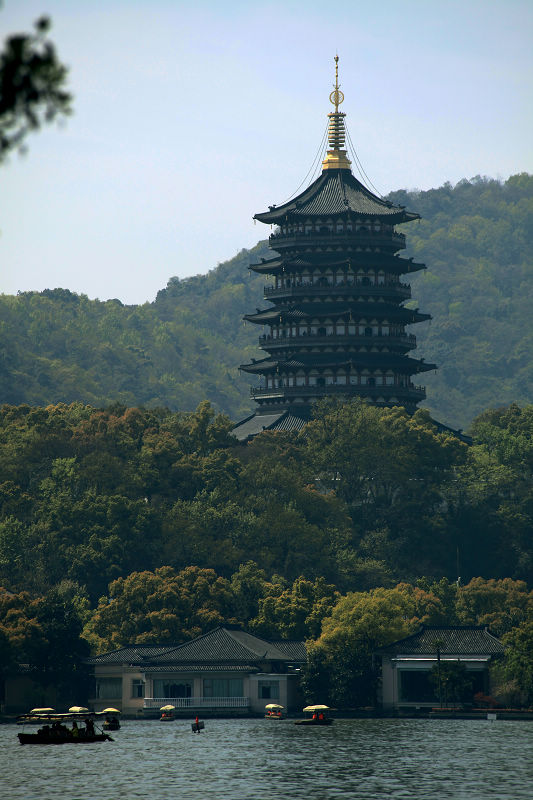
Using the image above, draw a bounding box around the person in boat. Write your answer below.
[51,720,68,737]
[318,712,325,721]
[38,724,51,737]
[84,717,95,736]
[71,721,79,738]
[312,712,317,720]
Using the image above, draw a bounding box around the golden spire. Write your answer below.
[322,55,352,171]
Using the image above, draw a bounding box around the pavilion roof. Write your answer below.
[86,627,307,667]
[254,169,419,224]
[377,626,505,657]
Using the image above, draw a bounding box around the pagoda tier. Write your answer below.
[235,58,437,432]
[249,253,427,276]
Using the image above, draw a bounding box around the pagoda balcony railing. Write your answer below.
[251,384,426,401]
[259,332,417,349]
[268,229,406,251]
[263,282,411,300]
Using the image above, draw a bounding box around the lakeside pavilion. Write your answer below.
[377,626,505,711]
[84,627,306,717]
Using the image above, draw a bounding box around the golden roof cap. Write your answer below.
[322,55,352,172]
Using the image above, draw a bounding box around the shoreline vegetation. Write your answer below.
[1,398,533,710]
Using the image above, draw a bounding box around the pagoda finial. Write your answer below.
[330,54,344,113]
[322,54,351,171]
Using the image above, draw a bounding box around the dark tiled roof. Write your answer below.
[240,353,433,373]
[85,645,180,665]
[431,418,472,445]
[270,414,309,434]
[378,626,505,656]
[244,303,430,325]
[137,664,258,673]
[152,628,303,664]
[249,254,425,275]
[88,628,307,667]
[232,411,309,441]
[270,640,308,660]
[255,170,418,224]
[232,411,287,441]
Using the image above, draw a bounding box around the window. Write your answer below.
[258,680,279,700]
[203,678,243,697]
[154,680,192,698]
[95,678,122,699]
[131,679,145,698]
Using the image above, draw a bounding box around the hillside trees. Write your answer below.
[304,399,467,581]
[1,399,533,602]
[1,175,532,428]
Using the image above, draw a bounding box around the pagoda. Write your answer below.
[233,58,436,441]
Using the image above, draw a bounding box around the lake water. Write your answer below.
[2,717,533,800]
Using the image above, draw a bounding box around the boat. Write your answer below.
[18,730,113,745]
[17,711,113,745]
[99,707,121,730]
[264,703,284,719]
[294,704,334,726]
[160,704,176,721]
[16,708,58,725]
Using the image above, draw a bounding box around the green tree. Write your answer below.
[429,660,474,707]
[0,16,72,161]
[455,578,533,636]
[83,566,237,653]
[0,585,90,699]
[500,618,533,705]
[302,583,446,708]
[304,399,466,580]
[250,576,339,640]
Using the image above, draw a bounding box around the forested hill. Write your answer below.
[1,173,532,429]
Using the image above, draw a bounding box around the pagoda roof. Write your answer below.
[249,254,426,275]
[244,303,430,325]
[254,169,419,224]
[241,353,435,374]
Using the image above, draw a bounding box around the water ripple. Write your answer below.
[2,718,532,800]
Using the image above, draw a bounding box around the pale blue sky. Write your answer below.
[1,0,532,303]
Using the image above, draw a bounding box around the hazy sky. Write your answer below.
[1,0,532,304]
